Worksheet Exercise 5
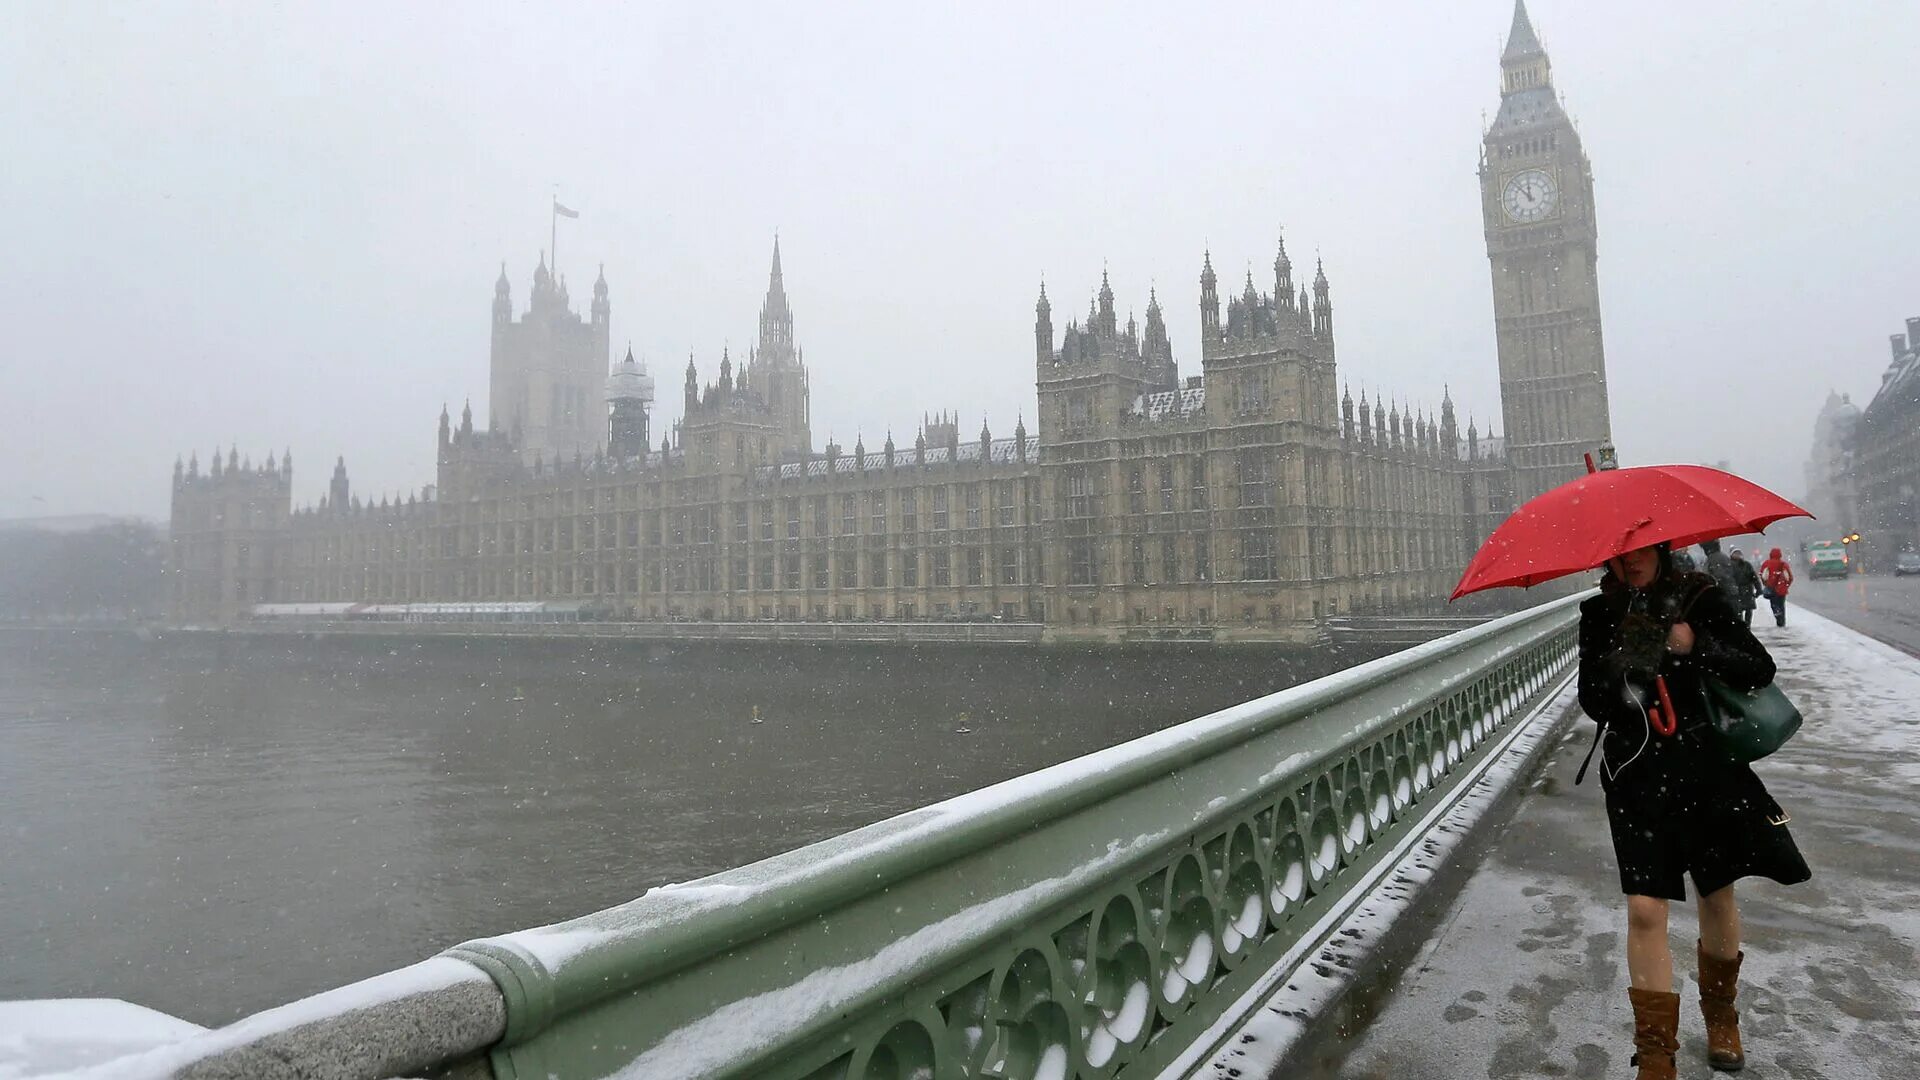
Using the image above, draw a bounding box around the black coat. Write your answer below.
[1729,556,1762,611]
[1576,567,1809,899]
[1579,568,1773,739]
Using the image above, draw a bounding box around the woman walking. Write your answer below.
[1759,547,1793,627]
[1577,542,1810,1078]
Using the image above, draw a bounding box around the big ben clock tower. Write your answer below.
[1482,0,1614,503]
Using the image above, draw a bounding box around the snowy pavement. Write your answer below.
[1323,608,1920,1079]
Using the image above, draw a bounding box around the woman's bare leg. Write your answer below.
[1698,884,1741,960]
[1626,894,1673,991]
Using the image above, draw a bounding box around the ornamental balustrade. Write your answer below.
[158,592,1583,1080]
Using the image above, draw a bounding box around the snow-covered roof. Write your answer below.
[1128,386,1206,423]
[758,437,1028,480]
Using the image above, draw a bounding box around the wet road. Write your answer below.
[0,631,1380,1026]
[1789,573,1920,657]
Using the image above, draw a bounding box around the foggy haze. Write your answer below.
[3,1,1916,520]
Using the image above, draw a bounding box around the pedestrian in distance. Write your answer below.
[1759,547,1793,627]
[1727,548,1762,628]
[1700,539,1740,613]
[1576,542,1811,1079]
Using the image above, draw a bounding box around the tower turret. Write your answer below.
[329,456,350,511]
[493,264,511,328]
[1200,251,1220,338]
[606,346,655,460]
[1035,281,1053,367]
[1312,258,1332,338]
[1275,234,1295,310]
[1141,286,1176,392]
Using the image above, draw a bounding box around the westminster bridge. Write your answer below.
[45,591,1589,1068]
[40,591,1920,1079]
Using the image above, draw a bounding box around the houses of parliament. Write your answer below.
[167,2,1613,642]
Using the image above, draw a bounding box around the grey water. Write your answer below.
[0,629,1383,1026]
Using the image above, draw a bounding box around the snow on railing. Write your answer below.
[111,594,1584,1080]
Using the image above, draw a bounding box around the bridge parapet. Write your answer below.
[155,594,1582,1080]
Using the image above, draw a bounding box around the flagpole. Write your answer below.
[550,196,558,280]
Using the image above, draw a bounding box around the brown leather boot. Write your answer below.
[1698,941,1747,1071]
[1628,987,1680,1080]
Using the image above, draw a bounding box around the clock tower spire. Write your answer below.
[1480,0,1613,503]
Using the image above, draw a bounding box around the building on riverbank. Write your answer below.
[168,239,1517,641]
[168,3,1609,641]
[1848,317,1920,561]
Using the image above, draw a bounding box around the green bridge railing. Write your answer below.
[143,593,1583,1080]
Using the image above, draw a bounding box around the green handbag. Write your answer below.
[1700,678,1802,762]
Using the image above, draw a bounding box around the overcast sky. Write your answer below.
[3,1,1916,521]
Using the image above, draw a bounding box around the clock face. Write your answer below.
[1501,169,1559,223]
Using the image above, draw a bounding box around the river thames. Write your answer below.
[0,629,1387,1026]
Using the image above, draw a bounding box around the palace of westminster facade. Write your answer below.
[168,3,1613,641]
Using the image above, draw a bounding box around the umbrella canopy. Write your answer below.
[1451,464,1811,599]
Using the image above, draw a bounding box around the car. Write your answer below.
[1805,540,1850,580]
[1895,552,1920,577]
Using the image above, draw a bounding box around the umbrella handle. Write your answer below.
[1652,676,1679,736]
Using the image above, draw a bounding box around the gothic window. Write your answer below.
[901,490,918,533]
[994,481,1015,526]
[812,496,829,537]
[757,556,774,590]
[999,546,1019,585]
[1066,467,1091,519]
[932,488,949,530]
[760,502,775,541]
[1068,538,1095,586]
[783,553,800,590]
[1130,537,1147,583]
[1242,529,1276,581]
[965,486,982,528]
[1068,393,1092,430]
[730,556,748,590]
[812,554,829,590]
[1236,450,1274,508]
[870,491,886,534]
[733,504,748,542]
[1162,537,1178,581]
[841,494,858,535]
[1195,537,1211,582]
[1128,465,1145,514]
[669,513,685,545]
[870,551,888,588]
[933,550,952,587]
[1191,458,1209,511]
[1159,465,1175,512]
[838,553,856,589]
[902,551,919,588]
[966,548,984,586]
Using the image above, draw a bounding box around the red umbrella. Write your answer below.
[1451,464,1811,600]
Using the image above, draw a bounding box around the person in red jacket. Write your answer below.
[1759,548,1794,627]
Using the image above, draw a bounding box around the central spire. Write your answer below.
[758,234,795,361]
